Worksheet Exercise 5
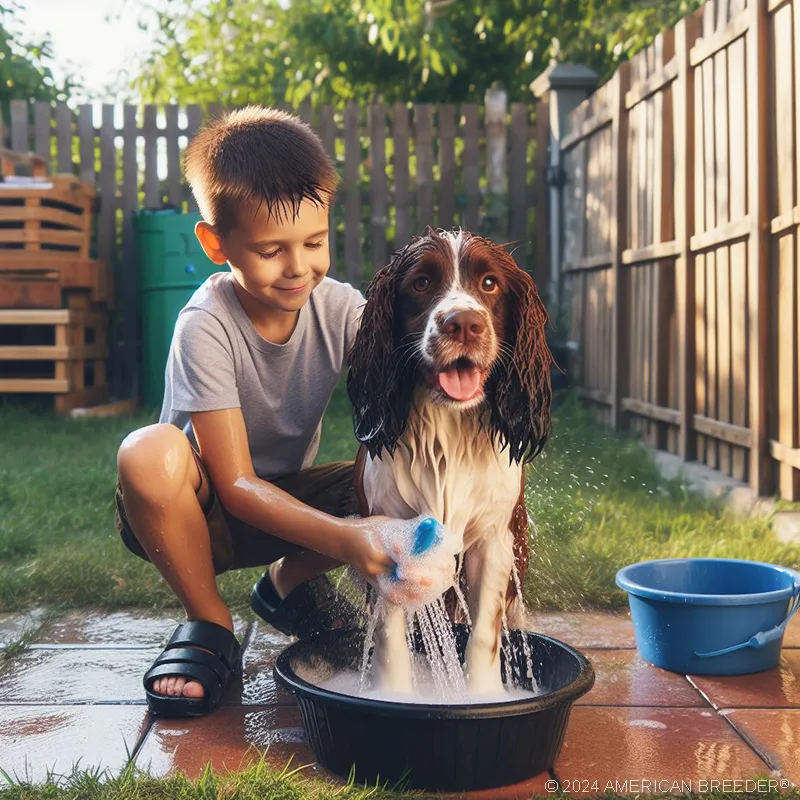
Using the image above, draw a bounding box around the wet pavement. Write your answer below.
[1,608,798,795]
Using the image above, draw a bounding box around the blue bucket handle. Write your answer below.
[694,576,800,659]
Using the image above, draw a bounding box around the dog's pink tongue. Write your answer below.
[437,364,482,401]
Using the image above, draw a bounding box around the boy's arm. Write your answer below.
[191,407,394,578]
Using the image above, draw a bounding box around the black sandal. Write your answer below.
[143,620,241,717]
[250,572,365,638]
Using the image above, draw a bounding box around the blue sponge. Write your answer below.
[412,517,442,555]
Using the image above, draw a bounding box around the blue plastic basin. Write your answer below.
[616,558,800,675]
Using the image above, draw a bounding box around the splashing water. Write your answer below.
[358,598,382,695]
[511,558,537,689]
[334,584,541,705]
[452,582,472,626]
[414,599,467,701]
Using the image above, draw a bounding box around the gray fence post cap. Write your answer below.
[530,62,599,98]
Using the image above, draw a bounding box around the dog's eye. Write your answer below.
[481,276,499,293]
[412,276,431,292]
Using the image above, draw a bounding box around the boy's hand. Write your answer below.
[343,516,397,580]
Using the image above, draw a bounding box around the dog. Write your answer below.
[346,228,553,694]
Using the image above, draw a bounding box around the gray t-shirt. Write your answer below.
[159,271,365,480]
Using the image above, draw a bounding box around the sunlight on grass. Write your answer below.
[1,758,796,800]
[1,388,798,614]
[523,396,800,610]
[0,757,419,800]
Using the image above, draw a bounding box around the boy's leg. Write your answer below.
[116,422,233,699]
[270,549,342,599]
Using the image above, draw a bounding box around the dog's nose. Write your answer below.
[441,309,486,344]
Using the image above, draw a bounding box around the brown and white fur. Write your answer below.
[347,228,552,695]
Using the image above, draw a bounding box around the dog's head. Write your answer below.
[347,228,553,464]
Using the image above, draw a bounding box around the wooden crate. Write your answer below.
[0,255,112,309]
[0,175,95,258]
[0,148,48,179]
[0,296,109,413]
[0,270,61,307]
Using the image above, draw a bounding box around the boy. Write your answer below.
[115,106,395,717]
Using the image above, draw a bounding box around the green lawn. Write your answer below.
[3,761,796,800]
[1,386,798,615]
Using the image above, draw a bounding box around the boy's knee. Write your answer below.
[117,423,193,502]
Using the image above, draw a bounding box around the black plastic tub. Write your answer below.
[273,624,595,791]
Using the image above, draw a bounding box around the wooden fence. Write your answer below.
[559,0,800,500]
[3,94,548,400]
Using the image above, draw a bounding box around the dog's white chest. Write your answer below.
[362,403,522,548]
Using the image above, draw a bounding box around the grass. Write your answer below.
[523,395,800,610]
[0,759,413,800]
[1,760,797,800]
[0,386,799,615]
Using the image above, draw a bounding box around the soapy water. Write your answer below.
[353,593,542,704]
[322,662,539,705]
[326,594,542,705]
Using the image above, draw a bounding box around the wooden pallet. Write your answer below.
[0,175,95,258]
[0,296,109,413]
[68,398,137,419]
[0,148,48,179]
[0,254,112,308]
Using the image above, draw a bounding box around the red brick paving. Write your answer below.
[0,608,796,795]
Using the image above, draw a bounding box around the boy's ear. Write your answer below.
[195,221,229,266]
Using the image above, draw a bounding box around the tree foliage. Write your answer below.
[130,0,704,107]
[0,1,72,118]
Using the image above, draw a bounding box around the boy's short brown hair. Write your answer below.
[184,105,339,234]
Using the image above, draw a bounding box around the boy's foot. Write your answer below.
[250,570,366,638]
[151,617,234,699]
[151,663,208,698]
[143,620,241,716]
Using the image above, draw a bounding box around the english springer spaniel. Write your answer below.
[347,228,553,694]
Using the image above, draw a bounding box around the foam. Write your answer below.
[373,515,461,610]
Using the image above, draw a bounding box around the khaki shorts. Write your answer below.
[114,443,360,575]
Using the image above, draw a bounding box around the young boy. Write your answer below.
[115,106,395,717]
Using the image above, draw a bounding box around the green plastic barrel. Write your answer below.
[133,210,226,410]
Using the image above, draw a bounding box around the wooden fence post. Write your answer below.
[343,102,361,286]
[317,105,337,279]
[415,105,435,234]
[55,104,72,174]
[10,100,28,152]
[610,63,631,431]
[747,0,770,494]
[508,102,528,266]
[485,88,508,195]
[121,104,139,400]
[533,98,550,294]
[531,63,598,314]
[34,102,49,162]
[674,16,701,461]
[369,104,388,274]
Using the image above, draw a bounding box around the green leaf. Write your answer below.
[429,48,444,75]
[379,23,397,54]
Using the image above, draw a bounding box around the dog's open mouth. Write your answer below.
[434,357,487,402]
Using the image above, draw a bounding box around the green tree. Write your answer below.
[130,0,703,108]
[0,1,72,119]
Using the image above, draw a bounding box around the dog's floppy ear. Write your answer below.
[347,240,420,459]
[485,248,553,465]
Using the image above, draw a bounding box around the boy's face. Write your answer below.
[197,197,331,314]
